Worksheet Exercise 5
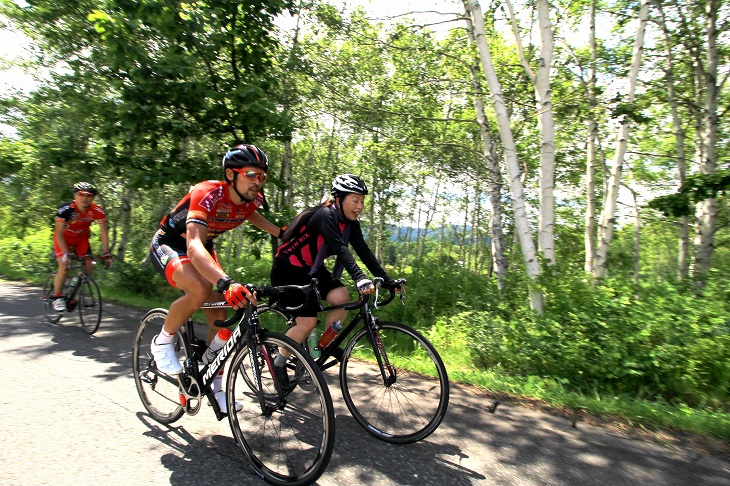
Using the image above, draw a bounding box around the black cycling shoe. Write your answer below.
[274,365,293,394]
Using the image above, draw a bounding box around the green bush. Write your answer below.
[0,231,56,280]
[465,271,730,408]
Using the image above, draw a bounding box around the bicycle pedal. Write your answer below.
[67,300,79,312]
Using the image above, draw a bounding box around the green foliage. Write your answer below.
[649,170,730,217]
[0,231,56,280]
[466,271,730,408]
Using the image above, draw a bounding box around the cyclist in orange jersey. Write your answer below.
[148,144,283,413]
[52,182,111,311]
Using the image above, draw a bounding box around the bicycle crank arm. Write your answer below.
[177,372,202,415]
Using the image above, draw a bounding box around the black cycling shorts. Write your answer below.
[270,259,345,317]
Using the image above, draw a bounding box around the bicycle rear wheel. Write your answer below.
[227,332,334,486]
[340,321,449,444]
[78,277,102,334]
[42,272,62,324]
[133,308,186,424]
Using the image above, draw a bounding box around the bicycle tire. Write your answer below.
[239,306,294,395]
[78,277,102,334]
[227,332,335,486]
[133,308,186,424]
[42,272,62,324]
[340,321,449,444]
[256,305,293,334]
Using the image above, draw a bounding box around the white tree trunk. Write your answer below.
[505,0,555,264]
[654,0,690,280]
[585,0,598,274]
[691,0,720,286]
[594,0,650,279]
[462,8,508,288]
[465,0,543,312]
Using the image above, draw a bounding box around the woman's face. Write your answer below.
[339,193,365,221]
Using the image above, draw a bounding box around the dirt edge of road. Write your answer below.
[457,382,730,461]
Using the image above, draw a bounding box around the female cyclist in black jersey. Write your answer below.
[270,174,400,381]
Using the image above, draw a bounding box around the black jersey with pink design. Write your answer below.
[275,204,388,284]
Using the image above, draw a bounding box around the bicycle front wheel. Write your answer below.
[227,332,334,486]
[256,305,293,334]
[133,308,186,424]
[42,272,62,324]
[78,277,102,334]
[340,321,449,444]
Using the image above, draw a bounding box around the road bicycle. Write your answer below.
[41,255,105,334]
[256,278,449,444]
[133,283,335,486]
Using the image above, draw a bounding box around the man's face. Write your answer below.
[74,191,95,211]
[229,166,267,203]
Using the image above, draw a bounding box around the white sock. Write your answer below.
[156,328,176,345]
[212,373,224,393]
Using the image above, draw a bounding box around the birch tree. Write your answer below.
[653,0,690,279]
[462,6,508,288]
[688,0,724,286]
[594,0,650,279]
[504,0,556,265]
[464,0,543,312]
[584,0,599,274]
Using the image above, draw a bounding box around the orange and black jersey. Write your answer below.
[275,204,389,284]
[158,180,263,244]
[55,202,106,239]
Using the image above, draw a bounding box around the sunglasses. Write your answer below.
[233,168,268,183]
[77,191,95,197]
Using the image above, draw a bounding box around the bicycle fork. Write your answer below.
[366,316,397,387]
[247,332,287,416]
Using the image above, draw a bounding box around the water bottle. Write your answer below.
[307,328,321,358]
[318,321,342,350]
[203,328,232,364]
[64,276,76,297]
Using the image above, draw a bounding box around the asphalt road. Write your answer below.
[0,279,728,485]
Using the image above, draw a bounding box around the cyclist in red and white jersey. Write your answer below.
[148,144,283,412]
[52,182,111,311]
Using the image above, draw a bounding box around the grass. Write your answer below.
[5,267,729,455]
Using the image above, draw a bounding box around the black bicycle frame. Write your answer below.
[179,300,284,420]
[310,288,397,387]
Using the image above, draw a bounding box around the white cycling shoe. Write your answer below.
[52,298,66,312]
[213,391,242,414]
[150,337,183,375]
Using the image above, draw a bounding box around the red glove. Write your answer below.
[223,283,251,307]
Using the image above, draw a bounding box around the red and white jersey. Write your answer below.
[55,202,106,239]
[158,180,263,241]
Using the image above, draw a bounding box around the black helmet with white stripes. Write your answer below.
[72,182,97,195]
[331,174,368,198]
